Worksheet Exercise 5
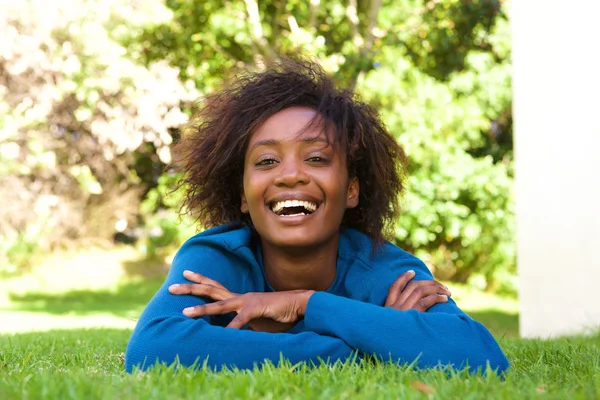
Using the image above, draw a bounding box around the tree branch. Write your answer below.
[347,0,383,90]
[346,0,362,46]
[243,0,276,63]
[362,0,383,55]
[309,0,320,31]
[268,0,284,47]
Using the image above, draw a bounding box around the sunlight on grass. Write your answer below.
[0,247,136,300]
[0,311,136,334]
[0,248,520,337]
[446,283,520,338]
[447,284,519,314]
[0,247,168,334]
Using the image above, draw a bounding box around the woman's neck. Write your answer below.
[260,234,339,292]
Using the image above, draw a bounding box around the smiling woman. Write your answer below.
[240,106,361,284]
[125,59,509,374]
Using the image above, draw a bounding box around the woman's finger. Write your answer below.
[169,283,236,301]
[414,294,449,312]
[384,270,415,307]
[227,297,269,329]
[395,285,451,310]
[182,298,242,318]
[183,270,226,289]
[227,308,263,329]
[394,280,449,307]
[227,313,249,329]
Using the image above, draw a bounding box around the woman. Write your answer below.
[125,59,509,374]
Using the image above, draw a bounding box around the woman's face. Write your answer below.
[241,106,359,249]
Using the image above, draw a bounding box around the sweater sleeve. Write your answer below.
[302,256,510,374]
[125,238,356,372]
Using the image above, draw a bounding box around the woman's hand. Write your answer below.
[181,289,313,329]
[169,270,238,301]
[384,270,451,312]
[168,270,312,332]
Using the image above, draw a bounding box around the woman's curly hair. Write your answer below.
[173,59,407,246]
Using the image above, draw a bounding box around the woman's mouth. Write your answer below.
[269,199,319,218]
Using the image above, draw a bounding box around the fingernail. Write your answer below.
[408,270,415,276]
[183,307,194,314]
[169,284,179,289]
[440,295,448,300]
[183,270,192,276]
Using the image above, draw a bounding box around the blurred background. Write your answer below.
[0,0,517,335]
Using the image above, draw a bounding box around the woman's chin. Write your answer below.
[260,230,336,251]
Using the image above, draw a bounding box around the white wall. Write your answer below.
[513,0,600,338]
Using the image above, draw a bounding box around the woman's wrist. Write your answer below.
[296,290,316,317]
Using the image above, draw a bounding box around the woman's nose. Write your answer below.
[273,159,310,187]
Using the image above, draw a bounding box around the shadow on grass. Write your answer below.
[0,327,132,343]
[4,252,521,340]
[4,278,164,318]
[468,310,519,339]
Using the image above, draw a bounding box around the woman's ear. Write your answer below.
[346,177,360,209]
[240,193,249,213]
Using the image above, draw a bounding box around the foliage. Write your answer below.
[128,0,514,289]
[364,26,514,289]
[1,329,599,399]
[139,172,198,258]
[0,0,196,273]
[401,0,504,80]
[1,0,515,289]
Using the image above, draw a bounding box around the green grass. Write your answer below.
[0,246,165,334]
[0,329,598,399]
[0,248,598,399]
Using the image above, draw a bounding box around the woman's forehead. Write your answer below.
[249,107,334,146]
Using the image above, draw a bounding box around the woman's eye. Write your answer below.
[307,156,328,163]
[256,158,277,166]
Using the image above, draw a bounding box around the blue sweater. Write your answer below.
[125,224,509,373]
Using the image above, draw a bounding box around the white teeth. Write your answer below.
[280,212,306,217]
[271,200,318,214]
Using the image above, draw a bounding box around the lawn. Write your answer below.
[0,248,598,399]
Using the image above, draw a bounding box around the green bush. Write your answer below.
[1,0,515,292]
[0,0,195,273]
[138,173,198,258]
[129,0,514,291]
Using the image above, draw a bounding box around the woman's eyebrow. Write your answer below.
[249,139,279,151]
[301,136,328,144]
